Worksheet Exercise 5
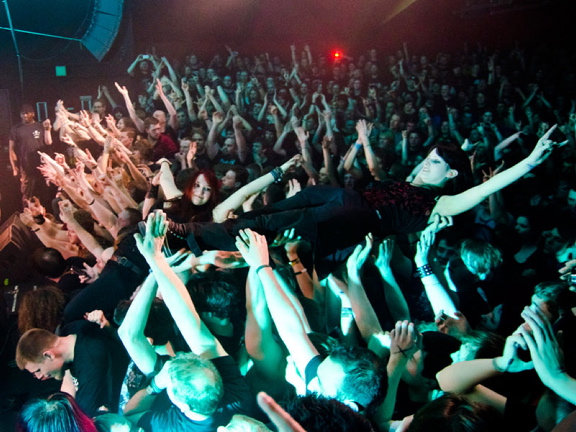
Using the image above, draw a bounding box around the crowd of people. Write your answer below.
[4,40,576,432]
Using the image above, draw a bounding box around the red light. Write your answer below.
[334,51,341,58]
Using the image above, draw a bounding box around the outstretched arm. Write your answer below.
[433,125,564,218]
[437,331,533,413]
[212,155,300,222]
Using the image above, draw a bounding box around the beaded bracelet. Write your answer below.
[416,264,434,278]
[288,258,301,266]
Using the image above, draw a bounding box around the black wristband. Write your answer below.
[33,214,46,225]
[255,264,271,275]
[416,264,434,278]
[147,184,160,200]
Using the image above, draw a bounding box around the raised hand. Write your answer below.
[493,330,533,373]
[235,229,269,268]
[134,211,168,259]
[286,178,302,198]
[389,320,418,361]
[212,111,224,124]
[414,230,435,267]
[257,392,306,432]
[526,124,567,167]
[115,82,129,96]
[520,306,566,387]
[346,233,373,275]
[375,237,394,270]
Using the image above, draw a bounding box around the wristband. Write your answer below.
[416,264,434,278]
[146,184,160,200]
[88,199,96,206]
[33,214,46,225]
[492,357,513,373]
[32,228,40,232]
[288,258,301,266]
[255,264,272,275]
[293,269,307,276]
[146,376,163,394]
[526,162,536,170]
[354,142,362,150]
[271,167,284,183]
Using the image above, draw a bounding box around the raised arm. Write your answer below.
[206,111,224,160]
[520,307,576,405]
[134,211,226,359]
[414,230,458,318]
[117,273,160,376]
[235,229,318,377]
[155,79,179,131]
[374,237,410,322]
[115,82,145,133]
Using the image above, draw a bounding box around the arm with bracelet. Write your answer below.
[437,331,533,414]
[414,230,458,318]
[212,155,301,223]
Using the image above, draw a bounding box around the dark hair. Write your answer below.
[285,394,374,432]
[111,106,127,119]
[175,168,198,191]
[20,104,35,114]
[421,331,461,379]
[430,143,474,194]
[18,392,97,432]
[132,139,153,163]
[114,298,175,346]
[264,182,287,205]
[308,332,340,358]
[408,394,503,432]
[225,165,249,187]
[118,117,136,130]
[94,98,108,110]
[32,248,67,278]
[143,116,159,130]
[119,208,143,228]
[463,331,505,360]
[18,286,66,334]
[329,346,386,415]
[186,278,240,320]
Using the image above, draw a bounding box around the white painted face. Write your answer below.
[418,149,455,187]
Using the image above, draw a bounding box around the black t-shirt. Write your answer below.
[67,321,129,416]
[9,122,47,172]
[138,356,258,432]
